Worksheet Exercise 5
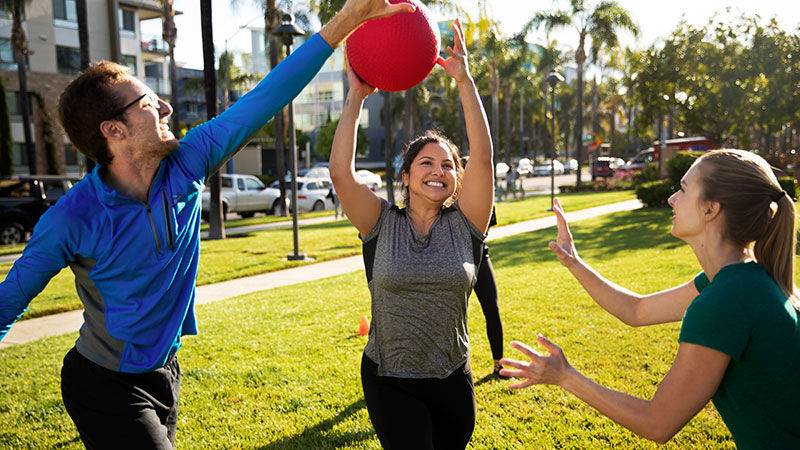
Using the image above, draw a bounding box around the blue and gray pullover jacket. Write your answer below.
[0,34,333,373]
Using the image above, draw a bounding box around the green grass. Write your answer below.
[199,210,334,232]
[4,191,635,321]
[0,207,736,448]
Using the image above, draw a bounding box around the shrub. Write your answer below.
[559,178,633,193]
[666,151,703,185]
[632,163,659,187]
[777,177,798,200]
[635,179,675,208]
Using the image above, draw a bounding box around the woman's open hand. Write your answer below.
[549,197,579,268]
[499,334,571,389]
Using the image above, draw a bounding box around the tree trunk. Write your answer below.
[77,0,89,69]
[403,86,414,145]
[574,43,585,186]
[200,0,225,239]
[162,0,180,138]
[490,63,499,184]
[591,74,599,136]
[0,76,12,176]
[11,1,35,174]
[503,83,512,164]
[383,91,395,205]
[266,1,289,216]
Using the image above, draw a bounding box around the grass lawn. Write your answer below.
[0,207,737,448]
[4,191,634,320]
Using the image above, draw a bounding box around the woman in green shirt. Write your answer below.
[501,149,800,448]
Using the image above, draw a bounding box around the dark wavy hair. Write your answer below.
[399,130,463,207]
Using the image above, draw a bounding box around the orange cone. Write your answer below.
[357,315,370,336]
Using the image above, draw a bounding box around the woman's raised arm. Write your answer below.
[328,66,383,236]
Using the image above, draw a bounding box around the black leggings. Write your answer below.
[361,354,476,450]
[473,246,504,360]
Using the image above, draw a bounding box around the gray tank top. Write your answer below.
[361,200,486,378]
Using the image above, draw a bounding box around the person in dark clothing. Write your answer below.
[472,207,507,378]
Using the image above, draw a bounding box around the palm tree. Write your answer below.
[200,0,225,239]
[1,0,35,174]
[161,0,180,138]
[524,0,637,185]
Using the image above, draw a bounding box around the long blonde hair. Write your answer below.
[696,150,799,309]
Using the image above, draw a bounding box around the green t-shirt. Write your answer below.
[679,262,800,449]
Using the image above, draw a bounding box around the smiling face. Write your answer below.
[667,161,708,242]
[402,143,458,207]
[112,78,179,161]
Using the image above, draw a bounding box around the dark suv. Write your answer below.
[591,157,615,180]
[0,175,81,245]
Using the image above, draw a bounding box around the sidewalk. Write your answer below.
[0,199,642,348]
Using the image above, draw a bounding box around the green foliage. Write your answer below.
[632,163,659,187]
[666,151,703,186]
[635,179,675,208]
[315,118,369,161]
[559,179,634,192]
[777,177,798,201]
[0,76,12,176]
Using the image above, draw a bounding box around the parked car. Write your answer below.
[270,177,335,212]
[356,169,383,191]
[517,158,533,177]
[591,157,616,179]
[563,159,579,174]
[495,162,510,179]
[532,160,565,176]
[0,175,81,245]
[202,173,279,218]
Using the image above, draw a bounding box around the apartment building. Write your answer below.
[0,0,172,175]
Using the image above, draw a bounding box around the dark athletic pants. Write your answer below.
[61,347,181,449]
[361,354,476,450]
[473,246,504,360]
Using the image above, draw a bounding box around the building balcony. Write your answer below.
[145,76,171,96]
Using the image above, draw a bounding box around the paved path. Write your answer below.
[0,199,642,348]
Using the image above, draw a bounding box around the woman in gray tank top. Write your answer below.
[329,19,494,449]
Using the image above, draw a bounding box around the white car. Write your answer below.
[202,173,280,218]
[517,158,533,177]
[532,160,565,176]
[495,162,510,179]
[271,177,334,212]
[356,169,383,191]
[563,159,579,174]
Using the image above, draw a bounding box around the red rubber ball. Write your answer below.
[346,0,441,92]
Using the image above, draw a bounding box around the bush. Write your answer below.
[632,163,659,187]
[635,179,676,208]
[777,177,798,200]
[666,151,703,185]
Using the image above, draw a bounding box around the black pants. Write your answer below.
[361,354,476,450]
[474,246,504,360]
[61,347,181,449]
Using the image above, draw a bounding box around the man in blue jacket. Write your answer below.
[0,0,414,447]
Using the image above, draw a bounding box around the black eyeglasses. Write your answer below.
[107,92,160,120]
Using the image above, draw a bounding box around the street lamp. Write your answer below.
[273,13,308,261]
[545,69,564,211]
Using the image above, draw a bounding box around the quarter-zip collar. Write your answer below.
[91,159,168,206]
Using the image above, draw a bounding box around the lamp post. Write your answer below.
[273,13,308,261]
[545,70,564,211]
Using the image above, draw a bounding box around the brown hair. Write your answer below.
[696,149,798,307]
[399,130,463,207]
[57,61,132,166]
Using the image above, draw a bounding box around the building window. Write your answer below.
[6,91,32,121]
[121,54,136,75]
[56,46,81,75]
[119,9,135,34]
[53,0,77,22]
[64,143,79,166]
[12,143,28,167]
[0,39,16,71]
[186,103,198,115]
